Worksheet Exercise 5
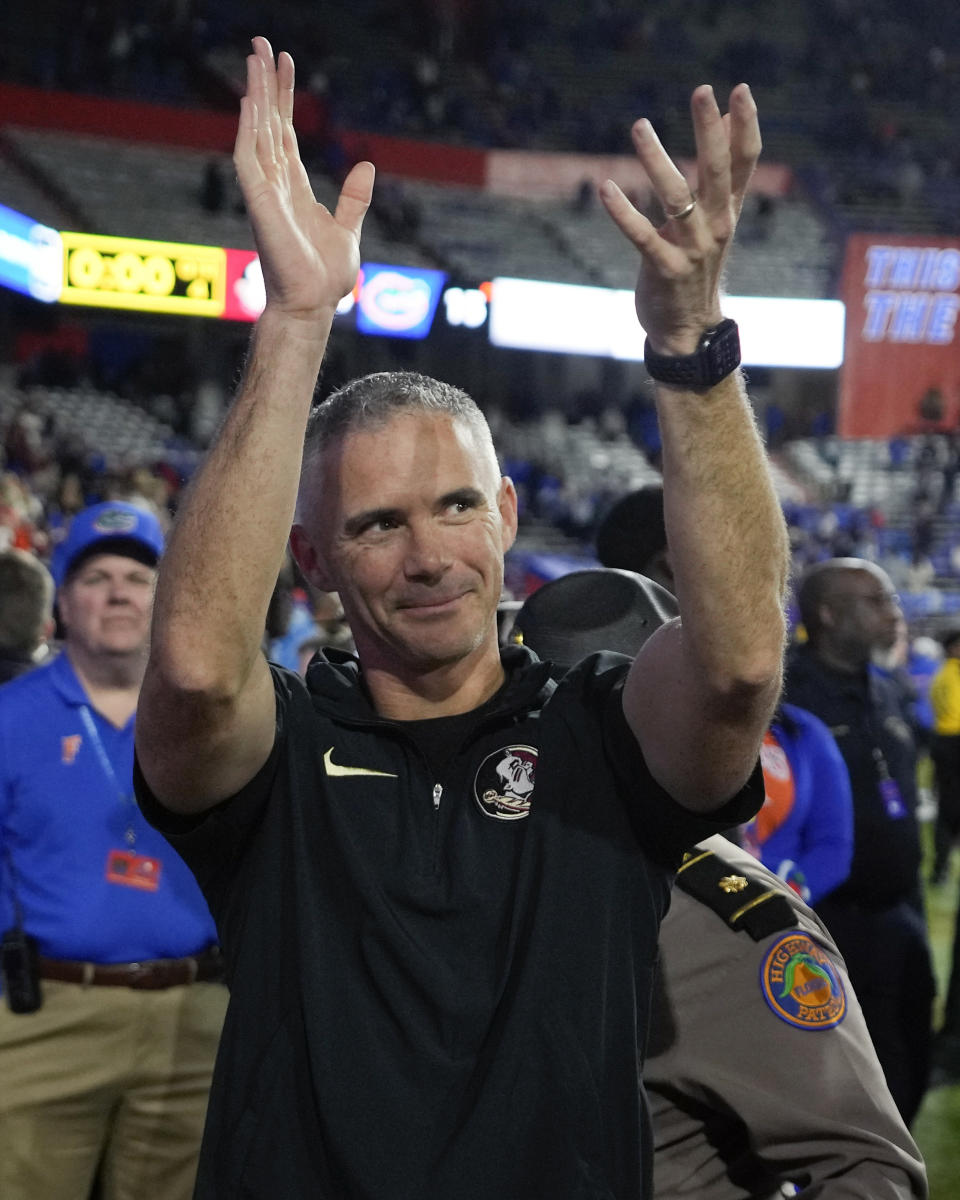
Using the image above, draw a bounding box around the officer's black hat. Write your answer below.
[595,486,666,575]
[511,567,678,670]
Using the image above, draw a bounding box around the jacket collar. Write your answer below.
[306,643,555,725]
[790,642,864,686]
[790,642,889,704]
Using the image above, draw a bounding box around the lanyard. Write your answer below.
[1,841,26,930]
[78,705,138,847]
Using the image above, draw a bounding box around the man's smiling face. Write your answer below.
[303,410,517,676]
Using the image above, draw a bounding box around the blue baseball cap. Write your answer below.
[51,501,165,589]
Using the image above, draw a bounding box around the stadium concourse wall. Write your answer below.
[0,80,835,365]
[0,81,792,202]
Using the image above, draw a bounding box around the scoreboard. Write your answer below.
[60,232,226,316]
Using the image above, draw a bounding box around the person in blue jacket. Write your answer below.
[595,486,856,906]
[0,502,227,1200]
[741,702,855,905]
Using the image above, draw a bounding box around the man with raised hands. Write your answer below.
[135,37,788,1199]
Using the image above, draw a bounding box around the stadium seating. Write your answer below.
[0,381,190,474]
[2,126,838,296]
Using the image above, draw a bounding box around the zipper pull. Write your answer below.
[432,783,443,811]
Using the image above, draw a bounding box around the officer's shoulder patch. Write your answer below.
[759,931,846,1031]
[675,847,797,941]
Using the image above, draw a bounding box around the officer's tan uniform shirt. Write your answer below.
[645,835,927,1199]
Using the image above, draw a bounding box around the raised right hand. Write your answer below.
[234,37,374,325]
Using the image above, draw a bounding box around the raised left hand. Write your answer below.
[600,84,760,356]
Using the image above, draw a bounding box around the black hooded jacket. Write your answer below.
[137,645,761,1199]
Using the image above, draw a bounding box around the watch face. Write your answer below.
[644,319,741,387]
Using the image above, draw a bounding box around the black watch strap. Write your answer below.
[644,318,741,388]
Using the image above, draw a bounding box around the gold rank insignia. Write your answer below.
[676,848,797,940]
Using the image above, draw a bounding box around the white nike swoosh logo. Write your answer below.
[323,748,398,779]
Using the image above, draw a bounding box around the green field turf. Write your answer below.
[914,818,960,1199]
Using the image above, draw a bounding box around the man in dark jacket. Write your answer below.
[784,558,935,1126]
[134,36,789,1200]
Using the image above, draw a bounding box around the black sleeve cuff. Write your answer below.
[602,679,765,866]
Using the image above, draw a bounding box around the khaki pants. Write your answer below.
[0,978,228,1200]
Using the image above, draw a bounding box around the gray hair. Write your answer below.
[297,371,500,521]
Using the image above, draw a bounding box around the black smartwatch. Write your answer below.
[643,318,741,388]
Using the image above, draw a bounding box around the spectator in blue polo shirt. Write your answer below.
[0,501,227,1200]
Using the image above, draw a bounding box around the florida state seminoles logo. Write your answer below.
[474,745,537,821]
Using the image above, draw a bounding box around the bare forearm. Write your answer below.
[150,309,331,696]
[608,85,788,804]
[137,43,373,807]
[657,368,788,698]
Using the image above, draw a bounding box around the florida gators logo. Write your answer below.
[474,746,537,821]
[61,735,82,765]
[92,508,139,534]
[760,932,846,1030]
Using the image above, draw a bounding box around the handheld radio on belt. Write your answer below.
[1,843,43,1013]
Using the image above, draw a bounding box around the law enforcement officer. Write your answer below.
[598,502,934,1126]
[513,568,928,1199]
[651,835,927,1199]
[0,502,226,1200]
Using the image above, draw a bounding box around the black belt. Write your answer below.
[38,947,223,989]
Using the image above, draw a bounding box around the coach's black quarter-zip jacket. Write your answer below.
[137,645,762,1200]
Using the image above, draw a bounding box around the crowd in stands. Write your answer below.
[6,345,960,643]
[4,0,959,233]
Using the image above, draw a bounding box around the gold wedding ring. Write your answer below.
[666,196,698,220]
